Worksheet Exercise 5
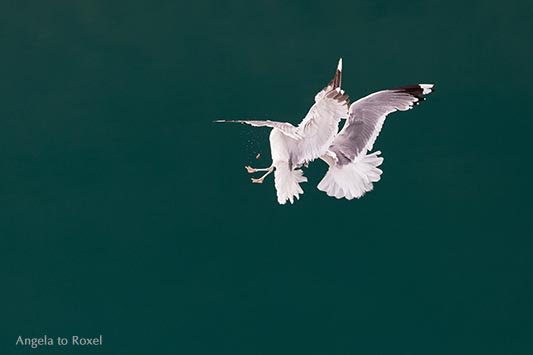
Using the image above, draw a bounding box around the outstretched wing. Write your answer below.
[214,119,301,139]
[288,88,348,167]
[286,58,349,167]
[217,59,350,168]
[329,84,434,165]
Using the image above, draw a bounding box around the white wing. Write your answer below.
[286,87,348,168]
[285,58,348,168]
[217,59,350,168]
[329,84,434,165]
[214,119,301,140]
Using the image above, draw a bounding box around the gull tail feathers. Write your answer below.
[317,151,383,200]
[274,162,307,205]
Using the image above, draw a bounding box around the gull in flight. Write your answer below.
[216,59,434,204]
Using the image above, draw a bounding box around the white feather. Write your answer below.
[317,151,383,200]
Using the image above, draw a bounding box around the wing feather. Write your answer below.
[287,88,349,167]
[216,59,350,168]
[329,84,434,165]
[215,119,301,139]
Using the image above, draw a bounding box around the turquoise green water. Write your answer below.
[1,1,532,354]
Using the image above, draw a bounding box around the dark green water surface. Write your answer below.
[1,1,532,354]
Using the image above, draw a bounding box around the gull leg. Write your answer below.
[245,166,272,173]
[251,166,274,184]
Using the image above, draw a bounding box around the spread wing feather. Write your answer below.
[214,119,301,139]
[216,59,349,168]
[329,84,434,165]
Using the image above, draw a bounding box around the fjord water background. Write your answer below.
[1,1,532,354]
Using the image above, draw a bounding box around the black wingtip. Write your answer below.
[328,59,343,89]
[391,84,435,100]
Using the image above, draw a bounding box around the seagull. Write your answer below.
[216,58,434,204]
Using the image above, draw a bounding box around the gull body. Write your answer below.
[269,129,290,163]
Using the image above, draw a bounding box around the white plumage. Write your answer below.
[217,59,434,204]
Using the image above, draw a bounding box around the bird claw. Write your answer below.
[245,166,256,173]
[251,178,263,184]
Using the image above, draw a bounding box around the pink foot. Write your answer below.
[245,166,256,173]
